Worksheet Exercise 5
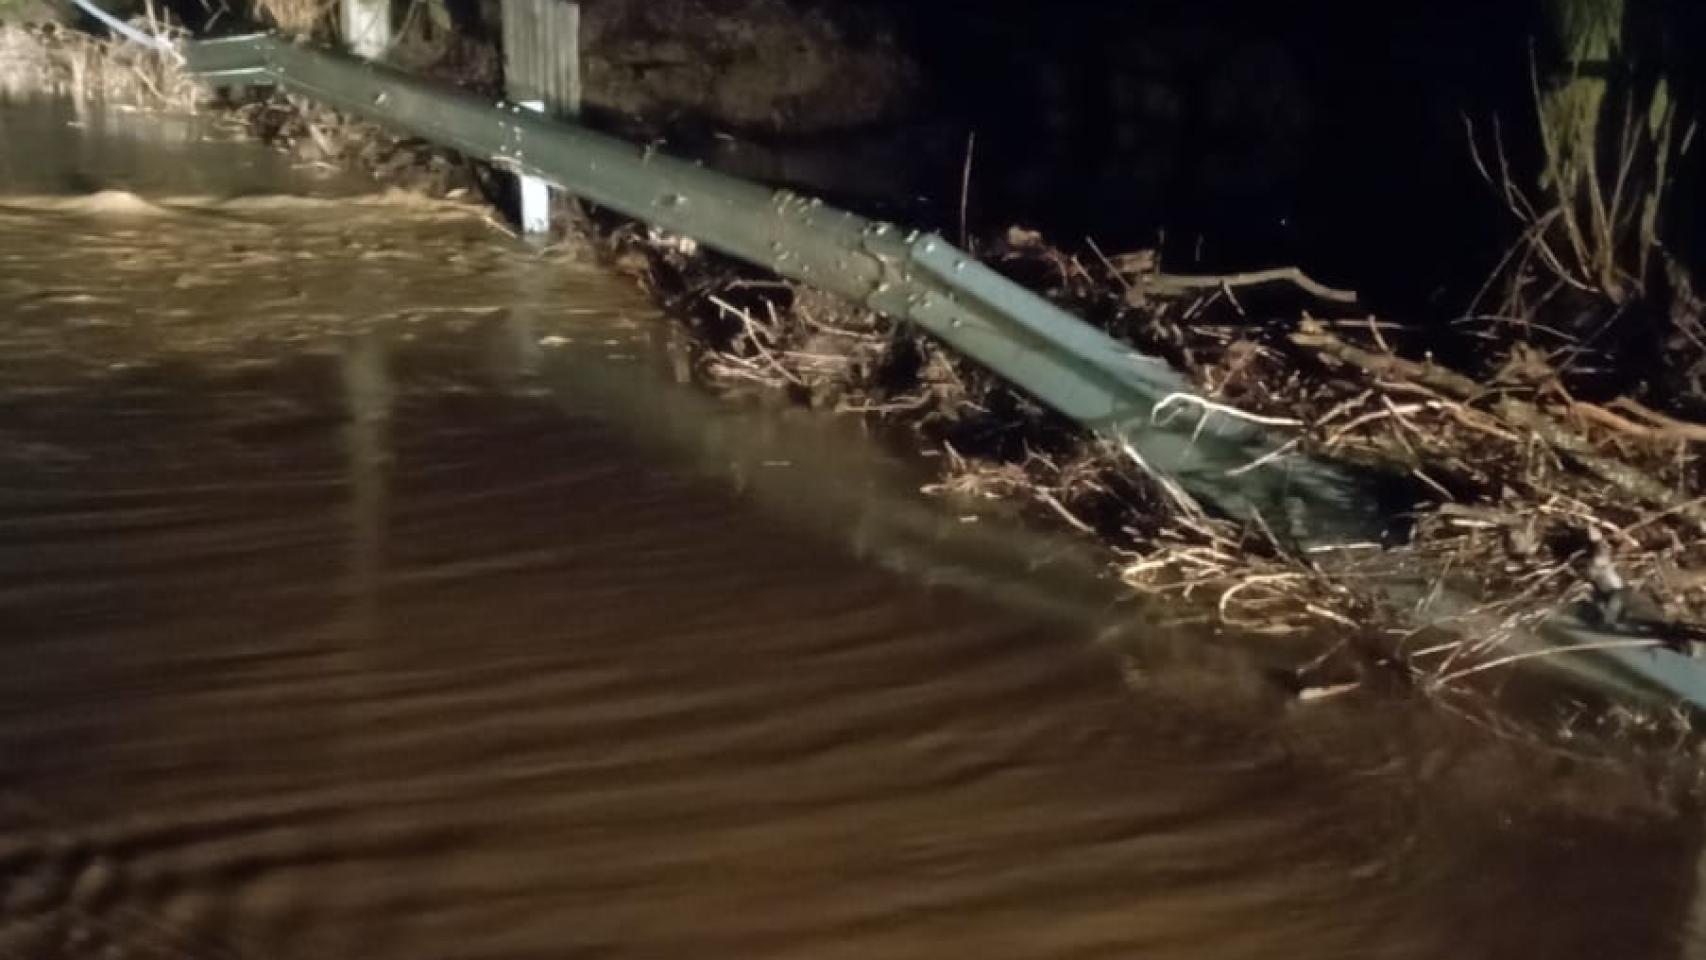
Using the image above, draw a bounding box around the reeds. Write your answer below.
[1467,49,1699,348]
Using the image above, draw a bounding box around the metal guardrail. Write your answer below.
[181,33,1706,709]
[182,33,1383,549]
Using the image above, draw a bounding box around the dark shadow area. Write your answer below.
[603,0,1702,320]
[869,0,1546,314]
[121,0,1705,321]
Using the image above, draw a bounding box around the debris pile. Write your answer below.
[233,94,482,199]
[612,221,1706,696]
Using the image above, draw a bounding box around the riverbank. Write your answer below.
[10,23,1706,748]
[205,83,1706,759]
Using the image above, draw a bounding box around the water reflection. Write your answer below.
[340,330,391,638]
[0,97,354,198]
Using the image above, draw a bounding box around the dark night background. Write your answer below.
[879,0,1704,316]
[126,0,1706,317]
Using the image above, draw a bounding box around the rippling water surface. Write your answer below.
[1,98,1703,960]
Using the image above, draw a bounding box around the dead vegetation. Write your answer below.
[603,211,1706,706]
[250,0,337,35]
[0,20,197,109]
[582,54,1706,712]
[233,94,483,198]
[1466,55,1705,424]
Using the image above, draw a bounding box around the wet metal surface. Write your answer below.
[0,100,1703,960]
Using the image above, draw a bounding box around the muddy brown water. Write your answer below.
[2,97,1706,959]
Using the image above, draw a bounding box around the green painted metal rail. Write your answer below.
[181,32,1706,709]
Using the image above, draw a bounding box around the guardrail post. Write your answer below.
[340,0,391,59]
[502,0,581,234]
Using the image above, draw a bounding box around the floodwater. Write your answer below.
[1,97,1705,960]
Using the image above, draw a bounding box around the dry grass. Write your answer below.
[1467,56,1690,311]
[1464,52,1703,409]
[0,21,197,109]
[253,0,338,36]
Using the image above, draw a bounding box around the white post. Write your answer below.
[517,98,553,235]
[503,0,581,235]
[341,0,391,60]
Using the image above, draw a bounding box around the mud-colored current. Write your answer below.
[1,97,1704,960]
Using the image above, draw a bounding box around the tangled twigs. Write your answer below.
[1117,439,1206,519]
[1290,317,1481,397]
[601,212,1703,707]
[707,294,803,387]
[0,23,197,109]
[1117,521,1359,637]
[1289,317,1706,529]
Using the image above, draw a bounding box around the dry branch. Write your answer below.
[1140,266,1358,305]
[1290,319,1706,528]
